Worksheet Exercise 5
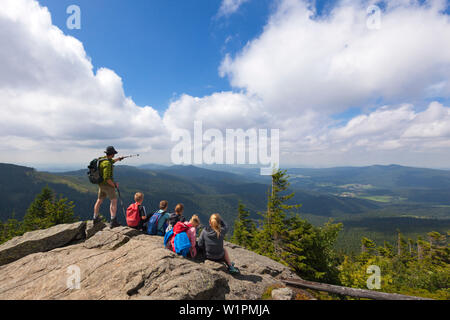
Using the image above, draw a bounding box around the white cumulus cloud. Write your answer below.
[1,0,450,169]
[217,0,251,17]
[220,0,450,115]
[0,0,169,166]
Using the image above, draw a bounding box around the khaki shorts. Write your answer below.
[98,183,117,200]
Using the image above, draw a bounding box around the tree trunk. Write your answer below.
[361,243,366,254]
[417,241,423,261]
[281,278,432,300]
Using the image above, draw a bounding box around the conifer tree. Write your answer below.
[396,230,409,259]
[23,186,54,230]
[407,238,415,257]
[231,202,256,249]
[0,212,22,245]
[417,236,427,261]
[340,232,449,299]
[378,241,394,258]
[361,237,377,256]
[254,169,342,284]
[254,169,301,259]
[427,231,448,263]
[46,197,77,225]
[23,186,77,231]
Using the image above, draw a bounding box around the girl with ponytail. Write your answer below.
[209,214,222,238]
[198,213,240,274]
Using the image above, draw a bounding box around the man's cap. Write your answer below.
[105,146,118,155]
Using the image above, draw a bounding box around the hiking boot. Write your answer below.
[93,216,102,225]
[228,262,240,274]
[109,218,120,229]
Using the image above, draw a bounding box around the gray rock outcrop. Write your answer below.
[0,222,303,300]
[85,220,106,239]
[0,221,86,266]
[272,287,294,300]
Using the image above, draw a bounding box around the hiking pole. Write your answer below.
[118,154,140,161]
[115,186,127,221]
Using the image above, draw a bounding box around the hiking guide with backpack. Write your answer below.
[88,146,138,228]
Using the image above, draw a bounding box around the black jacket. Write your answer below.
[168,212,186,227]
[198,220,228,260]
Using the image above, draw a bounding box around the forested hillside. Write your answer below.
[0,163,381,224]
[0,162,449,256]
[229,170,449,300]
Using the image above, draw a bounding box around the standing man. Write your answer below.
[93,146,124,228]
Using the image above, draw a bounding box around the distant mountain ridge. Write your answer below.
[0,162,386,224]
[286,164,450,189]
[1,162,449,226]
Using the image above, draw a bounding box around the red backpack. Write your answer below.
[126,203,141,227]
[173,221,191,235]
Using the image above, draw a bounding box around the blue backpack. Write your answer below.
[174,232,191,257]
[147,211,162,235]
[164,229,174,247]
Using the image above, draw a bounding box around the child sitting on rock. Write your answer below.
[198,213,239,274]
[186,215,200,258]
[167,203,186,232]
[126,192,148,231]
[164,215,200,257]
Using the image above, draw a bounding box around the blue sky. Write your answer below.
[38,0,275,112]
[38,0,450,117]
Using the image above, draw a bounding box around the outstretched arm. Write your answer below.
[113,157,124,163]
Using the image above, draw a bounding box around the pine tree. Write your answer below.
[254,169,342,284]
[280,216,342,283]
[417,236,427,261]
[0,212,23,245]
[378,241,394,258]
[22,186,77,231]
[231,202,256,249]
[254,169,301,259]
[427,231,447,264]
[408,238,414,257]
[340,231,450,299]
[46,197,77,225]
[23,186,55,231]
[396,230,409,259]
[361,237,377,256]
